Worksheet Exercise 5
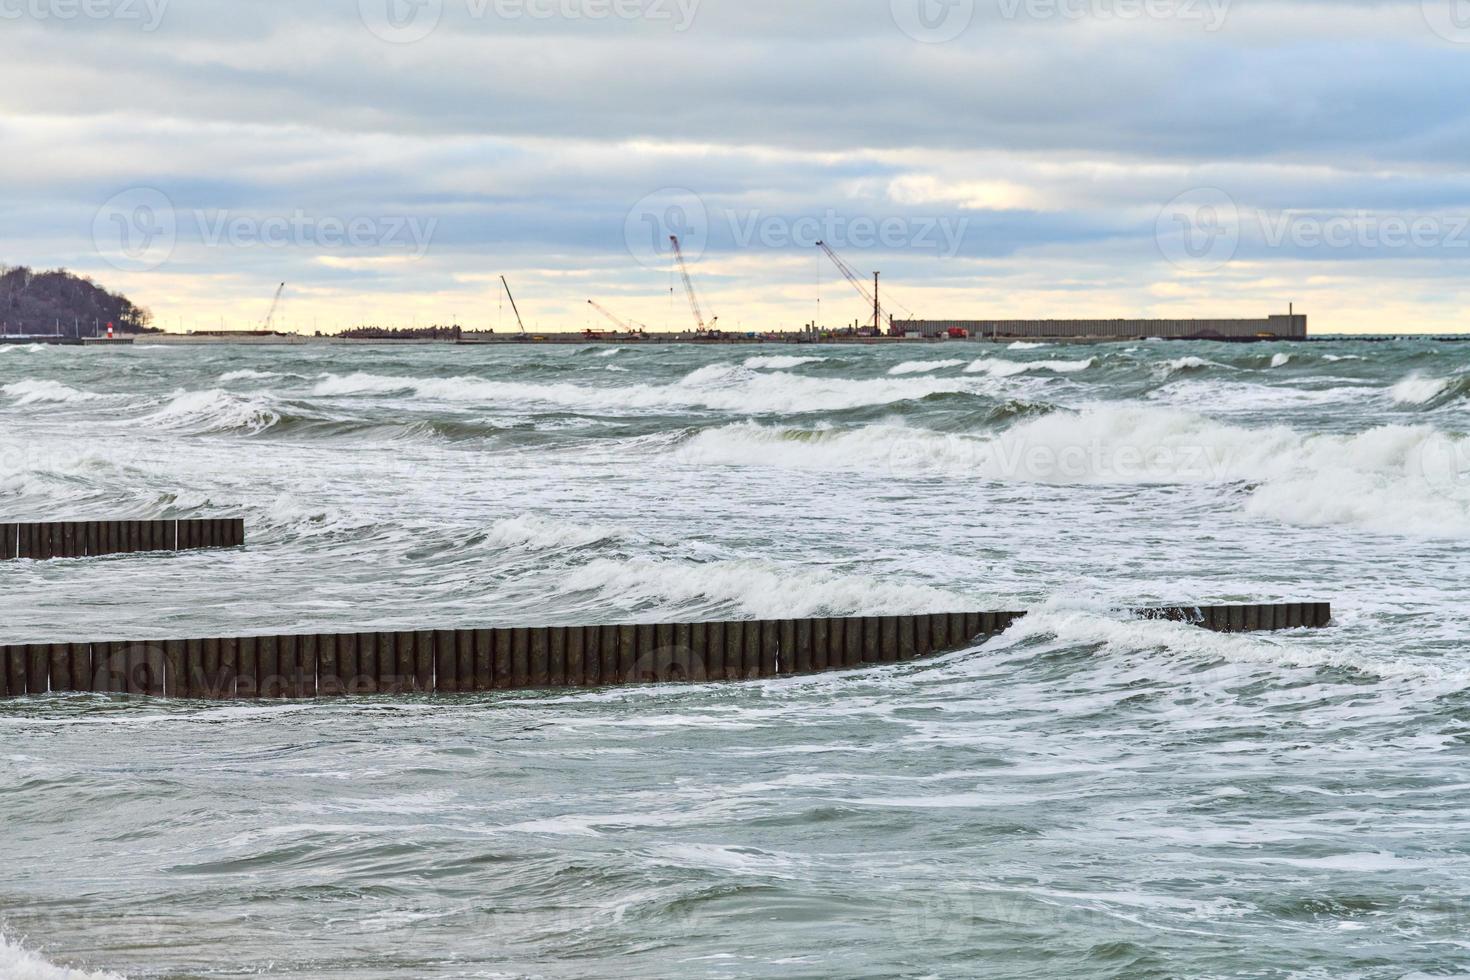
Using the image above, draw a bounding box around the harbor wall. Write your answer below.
[1,519,244,560]
[895,314,1308,341]
[0,603,1332,699]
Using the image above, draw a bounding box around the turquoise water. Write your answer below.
[2,338,1468,978]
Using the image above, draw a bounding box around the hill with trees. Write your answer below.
[1,266,156,337]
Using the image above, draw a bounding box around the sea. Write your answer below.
[1,337,1468,979]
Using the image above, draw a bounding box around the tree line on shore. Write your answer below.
[1,266,156,336]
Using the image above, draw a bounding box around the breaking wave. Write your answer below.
[1386,373,1470,407]
[743,355,826,370]
[480,513,628,551]
[1158,356,1226,377]
[0,933,124,980]
[678,406,1470,536]
[997,607,1470,693]
[312,365,980,415]
[137,389,281,434]
[889,359,965,375]
[2,380,107,405]
[964,357,1095,377]
[218,369,283,382]
[559,556,969,620]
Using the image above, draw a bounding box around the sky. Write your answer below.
[3,0,1470,334]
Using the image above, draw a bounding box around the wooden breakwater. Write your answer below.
[0,519,244,561]
[0,602,1331,700]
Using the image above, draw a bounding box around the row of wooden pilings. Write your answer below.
[1,519,245,560]
[0,603,1331,700]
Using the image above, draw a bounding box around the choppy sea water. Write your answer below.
[2,338,1469,979]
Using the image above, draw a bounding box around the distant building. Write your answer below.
[891,314,1308,341]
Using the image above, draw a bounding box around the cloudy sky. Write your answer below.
[3,0,1469,333]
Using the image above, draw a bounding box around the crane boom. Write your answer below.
[501,276,526,334]
[816,242,914,327]
[587,299,644,332]
[261,282,286,332]
[669,235,716,332]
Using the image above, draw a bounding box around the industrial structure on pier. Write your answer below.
[890,313,1308,342]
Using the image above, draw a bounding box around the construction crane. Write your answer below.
[260,282,286,332]
[501,275,527,334]
[587,299,645,332]
[669,235,716,332]
[815,242,914,332]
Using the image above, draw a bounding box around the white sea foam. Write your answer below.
[996,607,1470,692]
[1158,356,1224,376]
[218,369,281,382]
[2,380,104,405]
[312,365,975,415]
[138,389,280,433]
[964,357,1094,377]
[744,355,825,370]
[679,406,1470,536]
[889,359,965,375]
[1389,374,1449,405]
[0,933,124,980]
[1007,342,1050,350]
[559,557,966,619]
[481,513,625,551]
[594,348,622,358]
